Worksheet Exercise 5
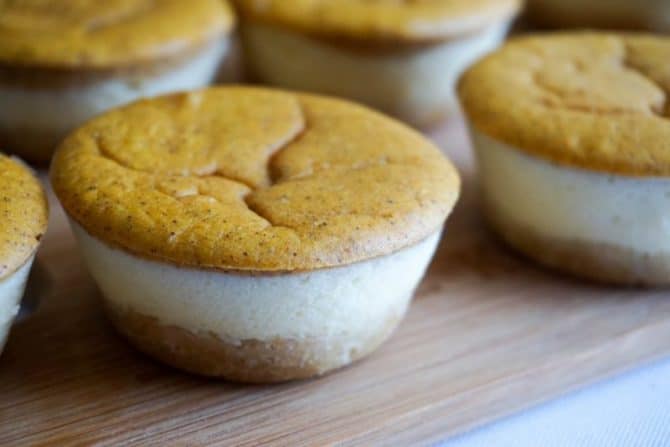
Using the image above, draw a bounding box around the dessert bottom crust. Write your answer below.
[105,303,403,383]
[486,205,670,286]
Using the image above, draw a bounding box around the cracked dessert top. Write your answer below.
[0,155,48,279]
[233,0,521,43]
[459,32,670,177]
[0,0,234,68]
[50,87,460,272]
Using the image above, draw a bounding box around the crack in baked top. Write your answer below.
[50,87,459,272]
[459,32,670,177]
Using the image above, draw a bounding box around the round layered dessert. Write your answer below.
[51,87,460,382]
[233,0,521,128]
[0,0,237,163]
[527,0,670,32]
[0,154,48,354]
[460,33,670,286]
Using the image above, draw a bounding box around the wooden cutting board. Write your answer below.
[2,119,670,446]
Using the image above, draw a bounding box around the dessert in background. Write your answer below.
[234,0,522,128]
[0,154,48,354]
[51,86,461,382]
[527,0,670,32]
[460,32,670,285]
[0,0,237,163]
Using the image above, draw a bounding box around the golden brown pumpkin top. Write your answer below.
[51,87,460,272]
[0,155,48,279]
[459,33,670,177]
[233,0,522,43]
[0,0,234,68]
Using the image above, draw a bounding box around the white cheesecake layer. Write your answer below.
[530,0,670,30]
[473,130,670,254]
[242,22,510,126]
[0,39,229,145]
[0,256,34,352]
[72,223,440,343]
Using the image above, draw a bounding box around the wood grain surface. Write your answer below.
[1,120,670,446]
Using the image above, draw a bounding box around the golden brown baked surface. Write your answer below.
[0,155,48,279]
[51,87,459,272]
[459,32,670,177]
[485,200,670,286]
[0,0,234,68]
[233,0,521,42]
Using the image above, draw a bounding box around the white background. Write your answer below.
[442,358,670,447]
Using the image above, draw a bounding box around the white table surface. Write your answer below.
[442,357,670,447]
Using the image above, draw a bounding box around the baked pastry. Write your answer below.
[0,154,48,354]
[51,86,460,382]
[233,0,522,128]
[459,32,670,285]
[527,0,670,32]
[0,0,236,163]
